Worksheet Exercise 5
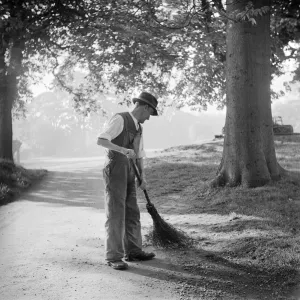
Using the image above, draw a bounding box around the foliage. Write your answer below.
[1,0,300,115]
[0,159,47,205]
[48,0,300,113]
[51,0,227,111]
[0,0,85,104]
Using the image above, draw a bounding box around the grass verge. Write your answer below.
[0,159,47,206]
[140,136,300,299]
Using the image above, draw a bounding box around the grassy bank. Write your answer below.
[0,159,47,206]
[141,136,300,299]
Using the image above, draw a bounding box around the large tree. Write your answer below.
[212,0,299,187]
[213,0,277,187]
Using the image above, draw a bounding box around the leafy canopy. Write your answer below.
[1,0,299,115]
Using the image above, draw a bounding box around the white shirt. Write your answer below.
[98,112,146,158]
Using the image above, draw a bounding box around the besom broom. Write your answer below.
[131,160,191,248]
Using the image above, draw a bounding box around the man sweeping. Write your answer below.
[97,92,159,270]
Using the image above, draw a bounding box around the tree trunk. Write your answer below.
[0,42,13,161]
[0,89,13,161]
[213,0,280,188]
[0,38,24,161]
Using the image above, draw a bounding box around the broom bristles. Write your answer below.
[146,204,192,248]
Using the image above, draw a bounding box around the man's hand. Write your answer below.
[137,178,147,190]
[122,148,136,159]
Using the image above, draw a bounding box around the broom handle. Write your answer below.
[130,160,153,206]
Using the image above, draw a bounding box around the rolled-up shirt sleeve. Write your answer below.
[98,114,124,141]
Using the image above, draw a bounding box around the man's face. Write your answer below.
[140,105,154,123]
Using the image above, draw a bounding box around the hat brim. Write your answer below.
[133,98,158,116]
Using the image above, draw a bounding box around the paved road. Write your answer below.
[0,157,181,300]
[21,156,107,209]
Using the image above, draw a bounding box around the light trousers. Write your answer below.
[103,157,142,261]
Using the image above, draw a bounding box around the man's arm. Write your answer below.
[97,138,136,158]
[97,114,136,158]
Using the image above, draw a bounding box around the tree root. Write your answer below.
[278,164,300,186]
[211,163,293,188]
[210,173,226,188]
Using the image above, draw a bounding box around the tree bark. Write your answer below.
[0,41,12,161]
[212,0,280,188]
[0,37,24,161]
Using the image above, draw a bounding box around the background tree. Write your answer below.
[13,86,107,158]
[0,0,85,161]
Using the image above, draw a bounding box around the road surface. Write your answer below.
[0,157,182,300]
[1,156,299,300]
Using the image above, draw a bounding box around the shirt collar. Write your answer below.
[129,112,139,130]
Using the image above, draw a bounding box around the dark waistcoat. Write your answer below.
[107,112,142,161]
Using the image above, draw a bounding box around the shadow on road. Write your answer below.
[125,248,299,300]
[54,241,298,300]
[20,169,104,209]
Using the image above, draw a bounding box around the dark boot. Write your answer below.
[125,251,155,261]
